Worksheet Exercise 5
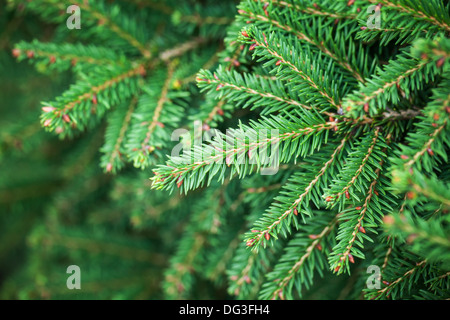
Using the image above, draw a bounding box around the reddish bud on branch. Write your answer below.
[348,254,355,264]
[42,106,55,113]
[12,48,21,58]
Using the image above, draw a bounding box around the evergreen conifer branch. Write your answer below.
[189,44,243,131]
[14,0,154,56]
[239,26,344,109]
[343,51,440,117]
[382,244,394,271]
[369,259,428,299]
[329,131,396,275]
[125,67,189,169]
[257,0,360,20]
[260,212,340,300]
[68,0,152,57]
[324,128,383,210]
[357,1,449,45]
[426,271,450,292]
[393,118,448,176]
[203,100,227,128]
[228,238,286,299]
[178,46,222,86]
[140,63,175,152]
[368,0,450,33]
[197,67,334,117]
[245,136,348,251]
[239,2,367,83]
[39,63,145,138]
[100,97,138,173]
[13,41,127,73]
[152,119,338,194]
[383,211,450,267]
[409,174,450,207]
[330,167,385,274]
[159,37,209,63]
[6,0,450,301]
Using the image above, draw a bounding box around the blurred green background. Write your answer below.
[0,1,197,299]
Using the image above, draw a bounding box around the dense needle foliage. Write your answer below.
[1,0,449,300]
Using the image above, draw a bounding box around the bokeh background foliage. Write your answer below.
[0,0,240,299]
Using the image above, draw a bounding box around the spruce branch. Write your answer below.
[40,63,145,137]
[383,211,450,266]
[70,0,152,57]
[394,118,448,174]
[159,37,209,63]
[343,51,439,117]
[21,0,153,57]
[140,63,175,153]
[409,176,450,207]
[332,168,383,274]
[261,212,340,300]
[151,118,338,194]
[245,136,348,252]
[13,40,127,73]
[239,26,344,109]
[328,131,395,274]
[228,239,285,299]
[8,0,450,301]
[382,245,394,271]
[190,44,242,131]
[368,0,450,33]
[231,252,257,296]
[100,97,138,174]
[324,128,383,210]
[197,67,334,117]
[369,259,428,299]
[239,2,366,82]
[125,64,188,169]
[357,1,449,46]
[254,0,359,20]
